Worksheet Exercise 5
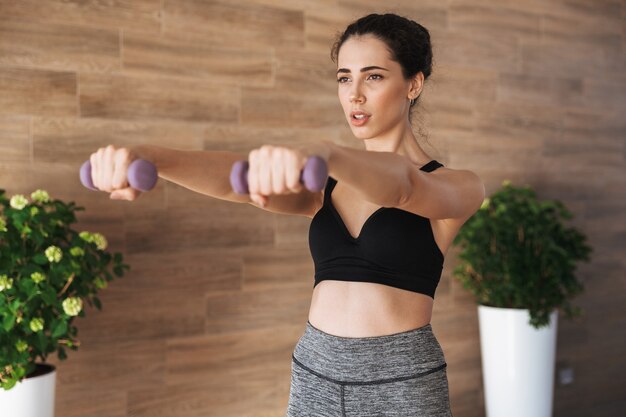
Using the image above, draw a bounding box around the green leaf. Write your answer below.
[18,278,36,298]
[2,379,17,390]
[51,320,68,338]
[40,286,57,305]
[58,346,67,360]
[35,331,47,352]
[32,253,48,265]
[2,313,16,332]
[19,364,33,379]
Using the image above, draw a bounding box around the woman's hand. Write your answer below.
[247,141,332,207]
[89,144,143,201]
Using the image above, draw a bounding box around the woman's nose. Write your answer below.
[350,89,364,103]
[348,80,364,102]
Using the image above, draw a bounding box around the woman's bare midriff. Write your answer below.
[308,280,434,338]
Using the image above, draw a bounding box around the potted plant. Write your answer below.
[452,179,592,417]
[0,188,129,417]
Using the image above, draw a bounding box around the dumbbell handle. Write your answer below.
[79,159,158,192]
[230,155,328,194]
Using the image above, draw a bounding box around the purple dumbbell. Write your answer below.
[79,159,158,192]
[230,155,328,194]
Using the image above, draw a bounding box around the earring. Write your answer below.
[410,97,416,106]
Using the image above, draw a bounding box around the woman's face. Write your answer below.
[336,34,416,139]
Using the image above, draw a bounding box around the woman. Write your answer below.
[89,13,484,417]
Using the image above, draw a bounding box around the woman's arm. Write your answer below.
[132,144,319,216]
[132,144,248,202]
[325,142,484,220]
[325,142,409,207]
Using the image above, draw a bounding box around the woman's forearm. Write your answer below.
[326,142,410,207]
[131,144,248,202]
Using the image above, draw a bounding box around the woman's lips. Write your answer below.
[351,116,369,126]
[350,111,371,126]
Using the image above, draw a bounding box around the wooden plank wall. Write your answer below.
[0,0,624,416]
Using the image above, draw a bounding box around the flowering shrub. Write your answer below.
[0,188,129,390]
[452,180,592,329]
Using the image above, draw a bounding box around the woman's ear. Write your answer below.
[408,72,424,100]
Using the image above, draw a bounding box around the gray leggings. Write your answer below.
[286,320,453,417]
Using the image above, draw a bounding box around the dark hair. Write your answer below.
[330,13,433,130]
[330,13,432,81]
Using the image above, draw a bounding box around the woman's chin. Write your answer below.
[349,126,374,139]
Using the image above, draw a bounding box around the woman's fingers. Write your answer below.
[111,147,132,190]
[249,147,268,206]
[89,145,141,201]
[248,148,262,205]
[110,187,142,201]
[90,152,100,190]
[272,148,286,194]
[247,145,305,206]
[102,146,115,192]
[258,146,272,196]
[286,150,304,193]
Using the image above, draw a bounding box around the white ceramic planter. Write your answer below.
[0,363,56,417]
[478,305,558,417]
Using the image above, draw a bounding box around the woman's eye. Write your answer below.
[336,74,383,83]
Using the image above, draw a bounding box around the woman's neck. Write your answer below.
[362,120,431,165]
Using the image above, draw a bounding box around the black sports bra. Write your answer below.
[308,160,445,299]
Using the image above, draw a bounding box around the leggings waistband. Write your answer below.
[292,320,447,384]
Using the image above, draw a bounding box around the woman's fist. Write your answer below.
[247,144,312,207]
[247,142,333,207]
[89,145,142,201]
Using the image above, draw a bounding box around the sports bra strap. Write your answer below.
[420,160,444,172]
[322,176,336,207]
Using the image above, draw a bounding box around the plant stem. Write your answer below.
[58,338,80,347]
[57,273,75,296]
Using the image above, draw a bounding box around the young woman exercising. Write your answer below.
[87,12,484,417]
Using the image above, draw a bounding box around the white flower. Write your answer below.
[92,233,108,250]
[15,340,28,353]
[70,247,85,257]
[31,189,50,203]
[0,274,14,291]
[29,318,44,333]
[31,272,46,284]
[10,194,28,210]
[45,245,63,263]
[62,297,83,316]
[80,231,108,250]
